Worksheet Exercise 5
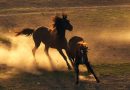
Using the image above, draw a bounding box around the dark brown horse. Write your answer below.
[16,14,73,70]
[68,36,100,84]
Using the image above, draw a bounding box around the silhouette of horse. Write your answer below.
[16,14,73,70]
[68,36,100,84]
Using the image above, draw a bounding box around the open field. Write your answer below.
[0,0,130,9]
[0,1,130,90]
[0,63,130,90]
[0,5,130,63]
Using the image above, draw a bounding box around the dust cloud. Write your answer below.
[0,28,130,74]
[98,30,130,42]
[0,33,72,74]
[67,28,130,64]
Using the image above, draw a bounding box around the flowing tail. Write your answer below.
[15,28,34,36]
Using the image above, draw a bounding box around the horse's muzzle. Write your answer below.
[69,25,73,31]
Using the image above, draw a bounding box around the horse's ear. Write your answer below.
[62,13,67,19]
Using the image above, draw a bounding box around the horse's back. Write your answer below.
[34,26,49,35]
[69,36,83,48]
[33,26,51,43]
[69,36,84,58]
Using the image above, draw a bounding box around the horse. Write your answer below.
[16,14,73,70]
[68,36,100,84]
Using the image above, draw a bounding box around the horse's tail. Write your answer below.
[15,28,34,36]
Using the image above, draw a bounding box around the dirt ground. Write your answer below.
[0,64,130,90]
[0,2,130,90]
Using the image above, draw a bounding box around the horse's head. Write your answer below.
[61,14,73,31]
[77,41,88,55]
[51,14,73,38]
[53,14,73,31]
[75,41,88,64]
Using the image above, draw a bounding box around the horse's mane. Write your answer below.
[76,41,88,52]
[77,41,88,47]
[49,14,72,38]
[51,14,68,29]
[49,15,62,31]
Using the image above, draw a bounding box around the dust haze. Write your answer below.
[0,27,130,73]
[0,7,130,74]
[0,34,73,74]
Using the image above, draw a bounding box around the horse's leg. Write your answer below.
[31,35,41,68]
[32,35,41,57]
[43,44,56,70]
[85,61,100,83]
[64,47,74,68]
[74,63,79,84]
[57,49,72,70]
[44,45,49,56]
[32,47,37,57]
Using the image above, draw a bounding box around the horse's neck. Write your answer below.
[49,26,65,38]
[56,29,66,38]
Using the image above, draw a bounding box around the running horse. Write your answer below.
[16,14,73,70]
[69,36,100,84]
